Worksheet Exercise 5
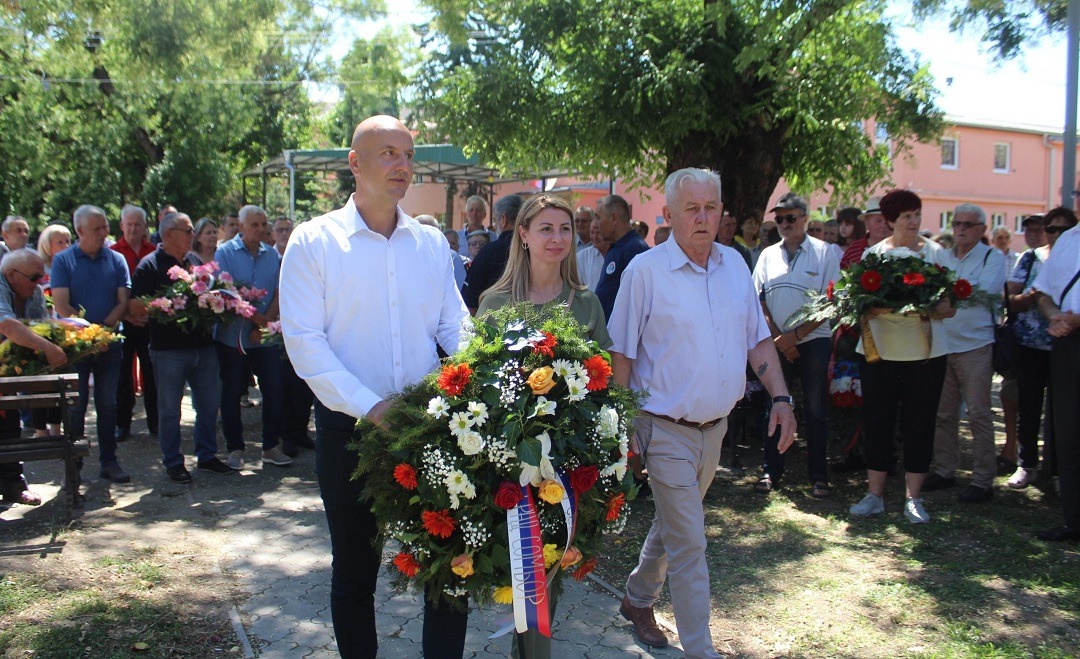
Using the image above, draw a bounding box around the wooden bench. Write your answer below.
[0,374,87,519]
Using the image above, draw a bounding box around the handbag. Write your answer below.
[992,250,1030,380]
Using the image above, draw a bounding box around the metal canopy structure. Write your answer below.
[241,144,574,219]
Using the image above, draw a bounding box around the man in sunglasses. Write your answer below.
[923,204,1006,504]
[52,205,132,485]
[0,250,67,505]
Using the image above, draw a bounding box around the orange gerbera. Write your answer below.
[393,551,421,577]
[393,463,418,490]
[531,331,557,358]
[583,355,612,391]
[572,557,598,581]
[422,509,456,538]
[437,363,473,397]
[605,492,626,522]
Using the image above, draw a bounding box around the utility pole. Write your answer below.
[1063,0,1080,207]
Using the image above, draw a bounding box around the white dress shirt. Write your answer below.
[576,245,606,291]
[943,241,1006,353]
[280,197,470,419]
[607,238,771,423]
[1035,225,1080,313]
[752,234,840,343]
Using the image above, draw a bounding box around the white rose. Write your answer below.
[597,405,619,438]
[458,430,485,456]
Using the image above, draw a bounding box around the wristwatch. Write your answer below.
[772,395,795,406]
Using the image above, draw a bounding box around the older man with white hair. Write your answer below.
[214,204,290,469]
[609,168,795,657]
[50,205,132,483]
[923,203,1006,503]
[1,215,31,255]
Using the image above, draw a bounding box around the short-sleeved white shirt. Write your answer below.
[1034,225,1080,313]
[752,234,840,343]
[607,238,771,423]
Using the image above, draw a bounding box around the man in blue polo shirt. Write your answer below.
[51,204,132,483]
[595,194,650,319]
[213,205,290,470]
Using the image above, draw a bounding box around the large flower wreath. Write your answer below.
[352,303,643,631]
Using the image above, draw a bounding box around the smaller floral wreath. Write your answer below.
[351,303,643,610]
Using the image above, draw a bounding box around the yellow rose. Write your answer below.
[493,585,514,604]
[526,367,556,395]
[560,546,583,569]
[542,543,561,569]
[450,553,474,578]
[537,479,565,505]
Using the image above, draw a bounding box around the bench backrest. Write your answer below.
[0,374,79,411]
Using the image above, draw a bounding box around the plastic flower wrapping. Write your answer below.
[787,249,999,329]
[829,360,862,408]
[141,261,262,333]
[352,303,644,631]
[0,317,119,376]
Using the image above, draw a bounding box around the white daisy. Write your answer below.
[467,401,489,426]
[448,411,475,437]
[565,376,588,402]
[427,396,451,419]
[551,359,575,378]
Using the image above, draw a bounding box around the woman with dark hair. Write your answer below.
[849,189,956,524]
[836,207,866,248]
[736,214,761,251]
[191,217,219,264]
[1004,207,1078,489]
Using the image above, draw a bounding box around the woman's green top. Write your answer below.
[477,282,612,349]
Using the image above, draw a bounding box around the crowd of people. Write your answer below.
[3,112,1080,658]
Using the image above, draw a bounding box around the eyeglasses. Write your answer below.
[774,214,802,225]
[952,220,984,229]
[13,269,45,283]
[1046,225,1073,235]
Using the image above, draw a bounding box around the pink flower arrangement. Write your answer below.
[143,261,262,333]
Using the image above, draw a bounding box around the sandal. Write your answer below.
[754,476,778,493]
[810,482,832,499]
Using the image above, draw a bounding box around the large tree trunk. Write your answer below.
[667,120,790,224]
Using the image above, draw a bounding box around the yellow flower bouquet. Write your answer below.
[0,318,119,376]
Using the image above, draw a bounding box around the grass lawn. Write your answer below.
[596,410,1080,658]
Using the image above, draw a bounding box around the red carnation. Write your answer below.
[572,556,598,581]
[583,355,612,392]
[605,492,626,522]
[902,272,926,286]
[860,270,883,292]
[422,509,456,538]
[531,331,557,358]
[826,281,835,300]
[494,481,522,510]
[393,551,421,577]
[394,463,418,490]
[953,279,973,299]
[437,363,473,397]
[570,465,600,494]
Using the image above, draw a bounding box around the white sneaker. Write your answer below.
[262,446,294,466]
[904,497,931,524]
[850,493,885,516]
[226,450,245,470]
[1007,467,1037,489]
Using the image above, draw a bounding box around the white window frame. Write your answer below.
[941,137,959,170]
[993,143,1011,174]
[940,211,954,231]
[875,122,889,145]
[991,213,1006,229]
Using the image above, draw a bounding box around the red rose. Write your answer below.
[572,556,598,581]
[421,509,456,538]
[570,465,600,494]
[583,355,612,392]
[393,551,421,577]
[902,272,926,286]
[393,463,418,490]
[953,279,973,299]
[826,281,835,300]
[860,270,882,292]
[531,331,557,358]
[437,363,473,397]
[494,481,522,510]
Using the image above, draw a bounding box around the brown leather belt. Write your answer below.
[647,412,724,431]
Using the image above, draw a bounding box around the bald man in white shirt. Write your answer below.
[279,116,471,658]
[608,168,796,658]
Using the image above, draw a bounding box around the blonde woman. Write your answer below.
[191,217,219,264]
[36,224,72,283]
[478,194,610,348]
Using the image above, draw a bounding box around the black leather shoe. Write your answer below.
[921,473,956,492]
[957,484,993,503]
[167,465,192,484]
[1036,526,1080,542]
[99,461,131,484]
[114,427,130,443]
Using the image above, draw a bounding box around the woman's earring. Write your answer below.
[522,242,529,250]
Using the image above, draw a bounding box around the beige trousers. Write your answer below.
[932,344,997,488]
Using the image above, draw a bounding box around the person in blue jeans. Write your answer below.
[129,211,235,483]
[213,205,290,470]
[51,205,131,484]
[752,193,841,497]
